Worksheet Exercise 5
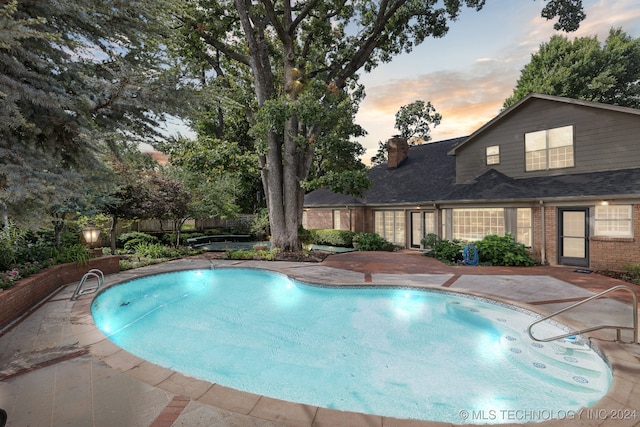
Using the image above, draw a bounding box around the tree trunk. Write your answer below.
[110,215,118,255]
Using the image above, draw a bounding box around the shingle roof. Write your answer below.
[304,135,640,207]
[443,167,640,201]
[304,137,465,207]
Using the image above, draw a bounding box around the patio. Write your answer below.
[0,251,639,426]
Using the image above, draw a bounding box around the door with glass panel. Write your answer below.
[411,211,436,249]
[558,208,589,267]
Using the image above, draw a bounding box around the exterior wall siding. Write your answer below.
[455,99,640,183]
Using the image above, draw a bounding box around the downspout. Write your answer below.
[539,200,546,264]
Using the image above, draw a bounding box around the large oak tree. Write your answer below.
[182,0,585,251]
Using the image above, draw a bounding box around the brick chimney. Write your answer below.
[387,136,409,168]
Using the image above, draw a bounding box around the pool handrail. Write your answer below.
[70,269,105,301]
[527,285,639,344]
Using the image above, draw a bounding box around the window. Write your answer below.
[486,145,500,165]
[333,210,341,230]
[374,211,405,245]
[517,208,532,247]
[595,205,632,237]
[452,208,504,241]
[525,125,574,171]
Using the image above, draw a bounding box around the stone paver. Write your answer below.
[0,251,639,427]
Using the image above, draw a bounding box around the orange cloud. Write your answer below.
[357,60,519,161]
[356,0,640,163]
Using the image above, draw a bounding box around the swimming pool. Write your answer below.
[91,268,612,424]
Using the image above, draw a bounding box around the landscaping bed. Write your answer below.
[0,256,119,331]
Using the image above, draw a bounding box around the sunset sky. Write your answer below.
[355,0,640,163]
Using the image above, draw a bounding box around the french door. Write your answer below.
[410,211,436,249]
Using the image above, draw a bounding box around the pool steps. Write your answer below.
[446,301,609,394]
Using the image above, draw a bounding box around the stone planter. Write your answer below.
[0,256,120,330]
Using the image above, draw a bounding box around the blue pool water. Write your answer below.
[91,268,611,424]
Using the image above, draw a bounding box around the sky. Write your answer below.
[355,0,640,163]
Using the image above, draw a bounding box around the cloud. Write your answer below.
[355,0,640,163]
[357,59,519,161]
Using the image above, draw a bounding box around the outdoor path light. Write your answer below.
[82,223,101,248]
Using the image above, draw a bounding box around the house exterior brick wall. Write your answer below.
[589,204,640,271]
[304,209,334,229]
[304,207,366,232]
[545,207,558,266]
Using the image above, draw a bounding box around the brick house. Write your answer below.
[303,93,640,270]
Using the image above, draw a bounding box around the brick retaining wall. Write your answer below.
[0,256,119,330]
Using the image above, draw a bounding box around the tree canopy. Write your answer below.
[504,28,640,109]
[0,0,192,225]
[179,0,586,250]
[370,100,441,165]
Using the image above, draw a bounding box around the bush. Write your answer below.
[354,232,395,251]
[224,248,280,261]
[53,244,92,266]
[298,227,313,244]
[251,208,270,240]
[309,229,355,247]
[118,232,158,250]
[132,243,180,259]
[0,222,26,271]
[475,234,536,266]
[420,233,439,250]
[431,238,464,264]
[225,249,256,260]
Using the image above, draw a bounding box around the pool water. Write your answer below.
[91,268,612,423]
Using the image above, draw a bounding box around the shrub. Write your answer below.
[224,248,280,261]
[0,222,26,271]
[420,233,439,250]
[118,232,158,249]
[475,234,536,266]
[256,248,280,261]
[309,229,355,247]
[53,244,92,266]
[225,249,256,260]
[251,208,270,240]
[431,238,464,264]
[354,232,395,251]
[298,227,313,244]
[133,243,180,259]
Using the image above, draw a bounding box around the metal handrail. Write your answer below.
[527,285,639,344]
[70,269,104,301]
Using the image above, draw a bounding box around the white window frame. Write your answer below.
[374,210,405,245]
[516,208,532,247]
[486,145,500,165]
[525,125,574,171]
[594,205,633,237]
[452,208,505,241]
[332,209,341,230]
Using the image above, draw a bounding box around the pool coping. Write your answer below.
[70,261,640,427]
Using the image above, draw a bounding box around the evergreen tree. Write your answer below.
[0,0,191,226]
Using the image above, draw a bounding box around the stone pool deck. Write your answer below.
[0,250,639,427]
